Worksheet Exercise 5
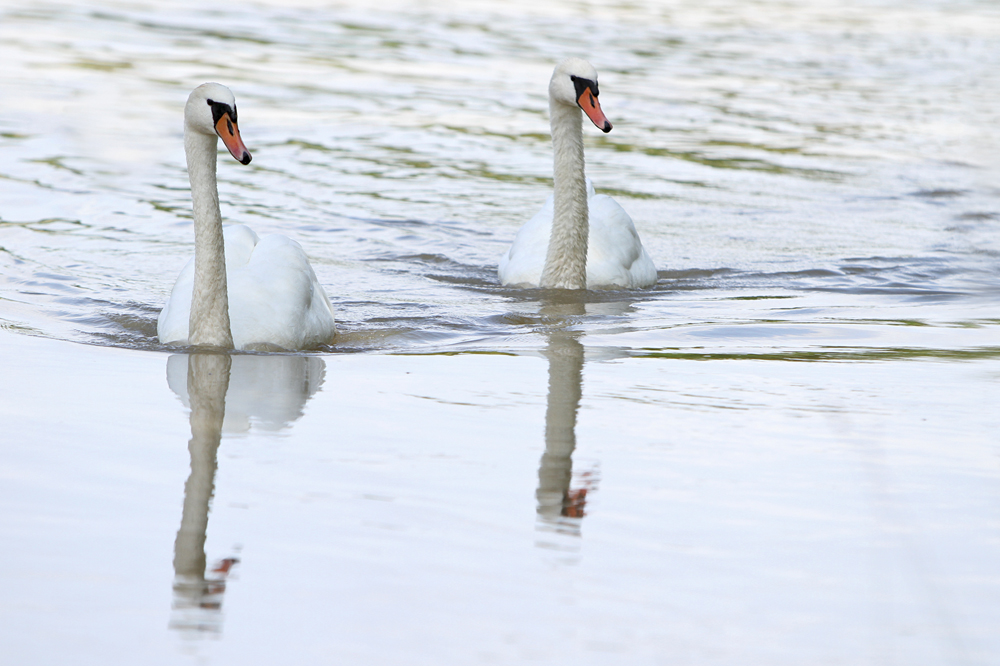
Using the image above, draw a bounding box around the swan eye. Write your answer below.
[207,100,233,126]
[570,75,599,101]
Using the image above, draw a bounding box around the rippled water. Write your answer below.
[3,0,999,354]
[2,0,999,664]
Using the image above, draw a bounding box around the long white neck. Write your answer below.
[185,128,234,348]
[540,99,588,290]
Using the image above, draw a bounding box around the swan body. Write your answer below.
[158,224,337,350]
[500,179,656,289]
[499,59,656,290]
[157,83,336,350]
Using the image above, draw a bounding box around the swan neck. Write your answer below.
[185,128,234,348]
[541,100,588,290]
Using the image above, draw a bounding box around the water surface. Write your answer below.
[1,0,999,664]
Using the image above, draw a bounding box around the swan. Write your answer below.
[499,59,656,290]
[157,83,336,350]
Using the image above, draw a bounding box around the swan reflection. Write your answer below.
[167,353,326,433]
[167,352,325,636]
[534,301,600,545]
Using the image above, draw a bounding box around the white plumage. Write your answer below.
[158,224,337,350]
[499,180,656,289]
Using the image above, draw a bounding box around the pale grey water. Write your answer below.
[1,0,999,664]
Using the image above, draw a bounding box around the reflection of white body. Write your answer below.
[499,59,656,290]
[166,354,326,433]
[168,351,324,636]
[157,83,336,350]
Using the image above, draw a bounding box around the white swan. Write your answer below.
[157,83,336,350]
[499,59,656,290]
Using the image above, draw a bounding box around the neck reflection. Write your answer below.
[170,352,234,635]
[534,301,597,542]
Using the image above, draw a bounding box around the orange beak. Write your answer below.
[215,113,252,165]
[577,88,612,133]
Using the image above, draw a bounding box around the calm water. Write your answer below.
[1,0,999,663]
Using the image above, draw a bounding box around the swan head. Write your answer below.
[549,58,612,133]
[185,83,252,165]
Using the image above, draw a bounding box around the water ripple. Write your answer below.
[0,0,997,361]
